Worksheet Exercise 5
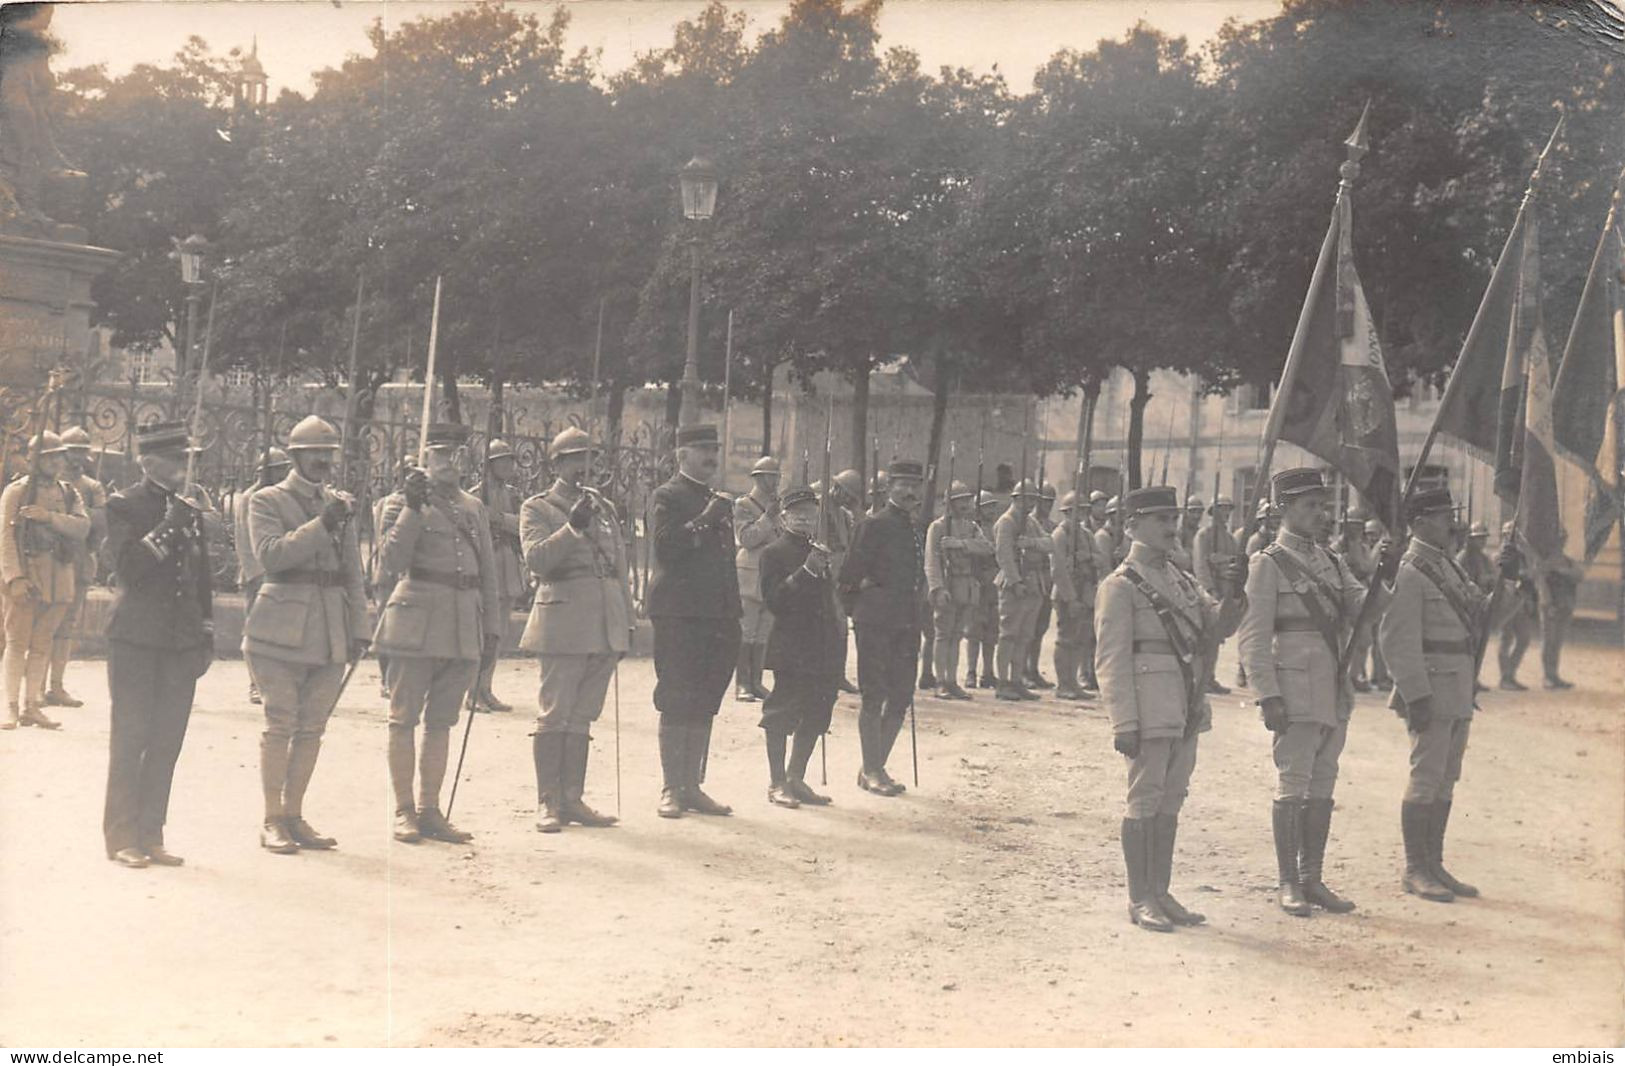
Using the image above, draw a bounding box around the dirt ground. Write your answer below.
[2,628,1621,1048]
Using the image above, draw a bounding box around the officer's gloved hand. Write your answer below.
[1404,694,1433,733]
[1497,541,1521,580]
[321,493,353,532]
[1113,729,1141,759]
[568,492,596,532]
[158,495,191,534]
[1259,695,1287,733]
[403,468,430,512]
[804,546,831,578]
[696,495,731,530]
[1375,537,1403,584]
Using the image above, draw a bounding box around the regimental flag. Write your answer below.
[1510,216,1560,568]
[1551,186,1625,561]
[1265,172,1401,531]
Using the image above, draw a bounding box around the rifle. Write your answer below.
[14,369,71,581]
[338,270,365,491]
[183,282,218,496]
[871,435,881,512]
[816,394,834,787]
[1158,407,1175,486]
[417,276,443,467]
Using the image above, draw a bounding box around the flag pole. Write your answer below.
[417,276,443,467]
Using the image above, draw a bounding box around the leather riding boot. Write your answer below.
[1121,818,1173,932]
[1152,812,1205,925]
[787,730,831,805]
[1299,798,1354,912]
[284,736,337,849]
[735,644,757,702]
[562,734,618,827]
[260,735,291,823]
[682,720,732,815]
[1430,801,1478,897]
[533,731,565,833]
[388,726,420,842]
[418,727,450,814]
[1401,800,1454,902]
[657,718,686,818]
[1272,799,1312,916]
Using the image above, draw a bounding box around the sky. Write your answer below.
[51,0,1283,94]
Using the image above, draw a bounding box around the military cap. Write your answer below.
[1057,490,1078,511]
[423,422,469,451]
[31,431,67,456]
[485,438,515,461]
[135,420,194,458]
[1185,495,1205,511]
[1012,479,1040,498]
[287,415,341,451]
[1271,467,1327,501]
[1105,494,1120,514]
[59,426,92,450]
[781,486,819,510]
[750,456,781,477]
[1209,495,1234,513]
[550,426,596,460]
[1405,486,1454,521]
[1040,483,1058,500]
[887,459,924,481]
[1366,518,1385,535]
[1088,490,1109,505]
[257,447,292,471]
[1124,486,1181,517]
[833,469,863,498]
[946,479,974,501]
[1468,521,1489,538]
[676,424,720,447]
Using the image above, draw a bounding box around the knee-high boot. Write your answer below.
[682,719,732,815]
[1151,812,1204,925]
[1272,799,1312,916]
[1122,817,1173,932]
[533,731,565,833]
[657,718,685,819]
[562,733,618,827]
[1299,798,1354,912]
[283,735,336,848]
[259,735,298,853]
[1429,800,1478,897]
[1401,800,1453,901]
[735,644,757,702]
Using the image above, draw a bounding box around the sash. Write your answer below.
[1262,543,1346,668]
[1404,550,1483,642]
[1120,565,1202,719]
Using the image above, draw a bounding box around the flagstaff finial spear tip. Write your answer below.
[1344,98,1371,157]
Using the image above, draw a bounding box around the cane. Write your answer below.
[613,662,622,818]
[908,690,919,787]
[447,677,478,818]
[820,734,827,786]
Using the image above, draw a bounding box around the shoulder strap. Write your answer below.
[1405,550,1483,638]
[1120,564,1201,712]
[1262,543,1346,666]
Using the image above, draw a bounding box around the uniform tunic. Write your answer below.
[838,503,925,729]
[734,490,782,644]
[1052,516,1107,657]
[648,472,742,721]
[54,472,107,658]
[925,511,992,641]
[2,477,90,673]
[1097,542,1244,818]
[518,481,632,735]
[993,507,1049,643]
[760,530,842,736]
[472,477,529,611]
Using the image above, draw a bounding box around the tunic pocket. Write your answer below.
[378,600,430,650]
[245,585,309,649]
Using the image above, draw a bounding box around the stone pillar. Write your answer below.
[0,233,120,390]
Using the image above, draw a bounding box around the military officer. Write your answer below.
[468,438,526,713]
[733,455,782,703]
[43,425,107,709]
[371,446,415,697]
[1456,521,1495,593]
[101,421,214,868]
[825,469,862,694]
[1,431,89,729]
[992,480,1050,701]
[1238,469,1390,917]
[648,424,740,818]
[1192,495,1238,695]
[1379,485,1518,902]
[1049,490,1101,701]
[924,480,993,700]
[964,490,1003,689]
[838,459,927,796]
[1024,483,1058,689]
[243,416,368,854]
[374,423,502,845]
[235,447,291,706]
[758,486,840,808]
[518,426,630,833]
[1097,486,1247,932]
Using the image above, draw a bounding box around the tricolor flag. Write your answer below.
[1262,107,1401,530]
[1507,215,1561,567]
[1551,182,1625,561]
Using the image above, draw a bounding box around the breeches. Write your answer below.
[740,596,772,644]
[5,595,66,662]
[1540,606,1572,677]
[1404,715,1472,804]
[248,654,344,743]
[1272,719,1348,801]
[932,599,978,642]
[855,623,919,727]
[997,587,1041,642]
[1054,599,1090,650]
[653,616,740,721]
[51,585,90,656]
[537,652,617,735]
[386,656,476,731]
[761,668,836,737]
[1124,734,1199,819]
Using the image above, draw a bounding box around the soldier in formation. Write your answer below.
[992,481,1051,701]
[1379,486,1517,903]
[648,424,739,818]
[468,438,526,713]
[1537,529,1583,690]
[1023,483,1058,689]
[1048,490,1103,702]
[243,416,368,854]
[1495,522,1539,691]
[733,456,783,702]
[838,459,926,795]
[757,486,839,808]
[373,423,501,845]
[101,421,214,868]
[518,426,629,833]
[923,480,992,701]
[235,447,292,706]
[823,469,862,694]
[43,426,106,709]
[1192,494,1237,695]
[1,431,89,730]
[963,489,1003,690]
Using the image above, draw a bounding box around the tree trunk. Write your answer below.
[1127,365,1151,490]
[1073,377,1100,493]
[760,374,773,457]
[921,346,953,524]
[850,362,871,495]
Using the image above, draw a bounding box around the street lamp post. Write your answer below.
[677,157,719,426]
[173,233,210,399]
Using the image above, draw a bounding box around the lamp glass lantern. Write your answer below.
[679,157,719,221]
[178,233,210,285]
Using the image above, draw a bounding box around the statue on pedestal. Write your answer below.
[1,3,88,239]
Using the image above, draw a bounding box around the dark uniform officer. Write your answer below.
[758,486,840,808]
[1097,486,1246,932]
[1379,486,1516,903]
[100,421,214,869]
[838,459,926,797]
[648,424,741,818]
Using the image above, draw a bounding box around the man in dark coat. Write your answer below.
[648,424,741,819]
[100,421,214,869]
[758,487,840,808]
[838,459,926,797]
